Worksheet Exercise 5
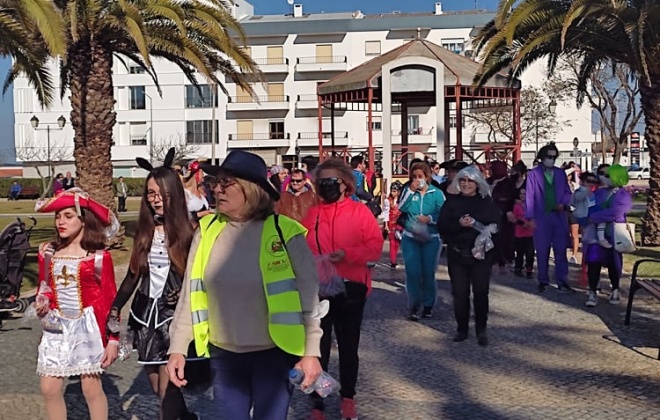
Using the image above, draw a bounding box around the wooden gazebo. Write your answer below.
[316,38,522,179]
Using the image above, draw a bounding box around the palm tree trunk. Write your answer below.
[68,37,124,247]
[639,79,660,246]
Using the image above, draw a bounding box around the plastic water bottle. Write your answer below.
[117,329,134,362]
[35,282,51,308]
[288,369,340,398]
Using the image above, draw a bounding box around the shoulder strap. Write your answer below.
[273,214,288,252]
[43,244,54,284]
[94,250,104,283]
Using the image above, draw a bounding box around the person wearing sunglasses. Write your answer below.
[525,142,574,293]
[275,169,318,222]
[302,159,383,420]
[167,150,323,420]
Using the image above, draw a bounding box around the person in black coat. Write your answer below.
[438,166,501,346]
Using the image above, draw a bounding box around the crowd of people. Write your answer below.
[23,143,635,420]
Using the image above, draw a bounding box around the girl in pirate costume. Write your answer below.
[107,149,198,420]
[34,188,120,420]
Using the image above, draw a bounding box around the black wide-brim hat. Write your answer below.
[200,150,280,201]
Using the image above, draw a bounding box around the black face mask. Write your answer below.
[317,179,343,203]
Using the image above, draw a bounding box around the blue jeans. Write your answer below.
[401,235,441,311]
[210,346,298,420]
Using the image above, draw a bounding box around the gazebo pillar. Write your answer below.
[382,78,393,181]
[401,102,409,171]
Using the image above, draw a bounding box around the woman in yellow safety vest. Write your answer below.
[166,150,323,419]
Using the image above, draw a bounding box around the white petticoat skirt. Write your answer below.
[36,306,105,377]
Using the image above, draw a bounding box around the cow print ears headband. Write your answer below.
[136,148,175,172]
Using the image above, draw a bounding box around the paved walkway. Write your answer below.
[1,253,660,419]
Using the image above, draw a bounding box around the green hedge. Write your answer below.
[0,178,147,198]
[0,178,45,198]
[116,178,147,197]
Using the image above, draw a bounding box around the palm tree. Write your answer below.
[473,0,660,245]
[0,0,65,106]
[52,0,258,221]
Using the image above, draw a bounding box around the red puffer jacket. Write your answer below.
[302,198,384,294]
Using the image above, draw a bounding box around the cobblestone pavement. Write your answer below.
[2,251,660,420]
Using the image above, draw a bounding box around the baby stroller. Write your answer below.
[0,217,37,319]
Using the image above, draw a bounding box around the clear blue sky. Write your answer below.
[0,0,499,162]
[249,0,498,14]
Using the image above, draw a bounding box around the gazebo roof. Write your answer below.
[318,38,516,95]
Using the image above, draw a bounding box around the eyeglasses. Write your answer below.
[459,178,476,183]
[206,176,236,191]
[147,191,170,201]
[317,177,342,186]
[290,179,305,184]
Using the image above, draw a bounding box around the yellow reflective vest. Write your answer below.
[190,214,307,358]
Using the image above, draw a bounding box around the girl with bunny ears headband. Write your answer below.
[109,148,199,420]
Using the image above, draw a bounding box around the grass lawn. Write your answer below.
[0,207,137,294]
[623,212,660,278]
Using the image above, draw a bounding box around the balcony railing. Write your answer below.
[228,133,291,141]
[297,94,319,101]
[228,95,290,103]
[252,57,289,66]
[391,128,433,136]
[298,132,348,139]
[296,56,347,64]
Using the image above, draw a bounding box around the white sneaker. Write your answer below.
[569,256,578,265]
[585,291,597,307]
[609,289,620,304]
[598,238,613,249]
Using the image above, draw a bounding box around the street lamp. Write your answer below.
[30,115,66,180]
[145,92,154,165]
[531,99,558,155]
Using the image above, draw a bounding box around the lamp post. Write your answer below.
[145,92,154,164]
[30,115,66,180]
[533,99,558,155]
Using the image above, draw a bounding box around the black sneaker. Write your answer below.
[557,285,576,294]
[453,331,468,342]
[537,283,548,293]
[0,299,19,312]
[477,331,489,347]
[390,263,397,270]
[421,307,433,318]
[407,312,419,322]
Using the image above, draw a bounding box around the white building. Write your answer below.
[13,1,596,177]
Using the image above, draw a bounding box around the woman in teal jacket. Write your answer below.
[399,162,446,321]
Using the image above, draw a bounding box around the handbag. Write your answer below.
[613,221,636,253]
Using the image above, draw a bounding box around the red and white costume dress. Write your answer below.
[36,245,117,377]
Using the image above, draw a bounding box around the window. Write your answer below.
[185,85,218,108]
[366,116,382,131]
[449,116,466,128]
[129,64,145,74]
[129,86,145,110]
[316,44,333,63]
[269,121,285,139]
[130,122,147,145]
[441,38,465,54]
[267,83,285,101]
[267,46,284,65]
[365,41,381,56]
[186,120,219,144]
[408,115,420,133]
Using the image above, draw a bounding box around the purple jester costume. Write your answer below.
[525,165,572,287]
[583,182,633,279]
